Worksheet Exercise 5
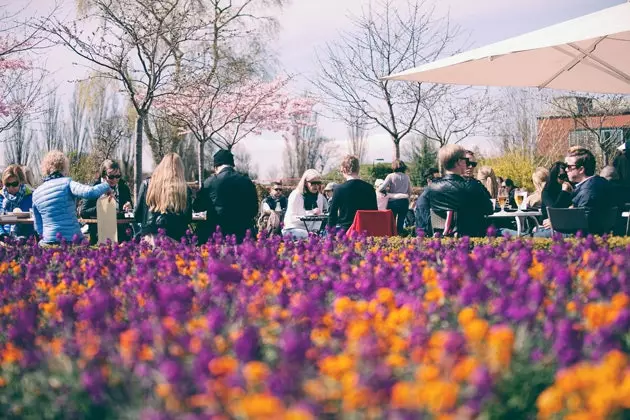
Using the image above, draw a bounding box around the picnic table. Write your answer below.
[486,209,542,236]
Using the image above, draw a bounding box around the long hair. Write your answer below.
[295,169,321,195]
[476,166,498,198]
[543,161,566,198]
[146,153,188,213]
[532,167,549,192]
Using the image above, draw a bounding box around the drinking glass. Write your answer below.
[497,187,508,211]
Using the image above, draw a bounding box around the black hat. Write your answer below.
[213,149,234,167]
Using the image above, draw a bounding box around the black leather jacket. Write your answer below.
[423,174,493,237]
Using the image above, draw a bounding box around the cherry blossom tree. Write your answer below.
[159,77,311,184]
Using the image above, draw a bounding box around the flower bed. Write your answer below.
[1,234,630,419]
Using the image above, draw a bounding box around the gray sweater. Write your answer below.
[379,172,412,196]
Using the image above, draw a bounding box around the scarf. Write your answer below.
[43,172,64,182]
[1,184,27,213]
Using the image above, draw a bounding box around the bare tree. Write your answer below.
[346,111,368,163]
[65,85,90,156]
[46,0,203,198]
[283,112,335,178]
[41,90,65,153]
[314,0,456,159]
[415,86,497,147]
[550,94,630,165]
[234,146,258,180]
[5,114,35,166]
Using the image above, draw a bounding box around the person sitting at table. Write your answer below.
[379,159,413,236]
[421,144,493,237]
[79,159,133,244]
[323,182,336,207]
[526,167,549,209]
[135,153,192,242]
[532,162,572,237]
[601,166,630,204]
[328,155,378,232]
[32,150,111,245]
[476,166,498,199]
[282,169,327,239]
[502,178,518,208]
[258,182,287,235]
[0,165,35,239]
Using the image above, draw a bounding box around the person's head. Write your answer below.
[532,167,549,192]
[324,182,336,198]
[2,165,25,196]
[340,155,360,177]
[565,147,596,183]
[600,165,618,181]
[423,167,440,185]
[546,161,568,190]
[100,159,122,188]
[464,150,478,178]
[21,166,35,187]
[269,182,283,199]
[476,166,498,198]
[146,153,187,214]
[392,159,407,173]
[503,178,515,190]
[497,176,504,185]
[213,149,235,173]
[41,150,69,178]
[438,144,468,175]
[297,169,322,195]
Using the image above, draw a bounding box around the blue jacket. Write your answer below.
[0,187,34,237]
[32,177,110,244]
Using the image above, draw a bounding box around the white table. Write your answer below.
[487,209,542,236]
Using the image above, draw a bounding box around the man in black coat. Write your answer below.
[193,149,259,243]
[327,155,378,231]
[79,159,133,244]
[420,144,493,237]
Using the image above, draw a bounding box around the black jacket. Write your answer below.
[540,186,572,219]
[193,167,259,243]
[79,179,133,244]
[327,179,378,230]
[423,173,493,237]
[572,176,616,234]
[134,178,193,241]
[263,195,288,212]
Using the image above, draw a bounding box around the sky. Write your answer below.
[8,0,625,179]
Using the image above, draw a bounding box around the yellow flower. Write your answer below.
[386,353,407,369]
[240,393,284,419]
[463,319,489,343]
[391,382,417,410]
[243,361,270,385]
[425,380,459,414]
[416,364,440,382]
[285,407,314,420]
[457,307,476,326]
[208,356,238,377]
[537,387,564,417]
[376,288,395,306]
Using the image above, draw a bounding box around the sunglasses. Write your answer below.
[462,158,477,168]
[106,174,121,180]
[5,181,19,188]
[273,188,282,191]
[308,181,322,185]
[565,164,579,171]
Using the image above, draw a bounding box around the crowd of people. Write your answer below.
[1,141,629,245]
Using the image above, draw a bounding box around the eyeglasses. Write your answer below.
[273,188,282,191]
[461,158,477,168]
[308,181,322,185]
[565,164,579,171]
[4,181,19,188]
[107,174,121,180]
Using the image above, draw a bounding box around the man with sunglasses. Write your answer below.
[463,150,478,179]
[79,159,133,244]
[261,182,288,214]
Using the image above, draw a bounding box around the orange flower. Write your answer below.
[208,356,238,377]
[243,361,270,385]
[463,319,489,344]
[457,307,476,326]
[537,387,564,417]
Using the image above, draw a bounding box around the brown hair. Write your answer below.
[146,153,188,213]
[392,159,407,173]
[476,166,498,198]
[438,144,466,171]
[100,159,121,179]
[2,164,26,185]
[567,147,596,176]
[341,155,360,175]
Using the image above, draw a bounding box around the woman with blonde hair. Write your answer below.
[476,166,498,199]
[0,165,35,238]
[135,153,192,241]
[32,150,111,244]
[526,167,549,209]
[282,168,327,239]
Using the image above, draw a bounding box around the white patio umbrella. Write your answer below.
[384,2,630,94]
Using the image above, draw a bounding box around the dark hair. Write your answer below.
[504,178,515,188]
[423,167,439,180]
[392,159,407,173]
[567,147,596,176]
[543,161,566,198]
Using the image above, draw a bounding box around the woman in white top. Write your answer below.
[282,169,327,239]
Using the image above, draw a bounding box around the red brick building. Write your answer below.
[537,97,630,164]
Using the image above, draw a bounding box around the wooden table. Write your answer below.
[487,209,542,236]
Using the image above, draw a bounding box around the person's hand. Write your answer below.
[312,208,321,215]
[561,182,573,193]
[542,218,552,229]
[122,202,132,212]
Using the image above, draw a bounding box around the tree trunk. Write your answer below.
[134,114,144,203]
[197,139,206,187]
[393,140,401,160]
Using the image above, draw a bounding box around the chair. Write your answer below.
[346,210,396,237]
[594,206,618,235]
[547,208,588,235]
[430,209,457,237]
